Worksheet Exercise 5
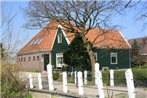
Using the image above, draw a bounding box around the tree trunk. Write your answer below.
[79,32,96,84]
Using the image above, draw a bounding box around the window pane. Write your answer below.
[110,53,117,64]
[58,34,62,43]
[28,57,31,61]
[33,56,35,61]
[37,56,39,60]
[112,57,116,63]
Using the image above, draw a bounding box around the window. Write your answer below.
[58,34,62,43]
[94,52,98,61]
[37,56,39,61]
[33,56,35,61]
[21,57,23,62]
[30,37,44,46]
[56,53,63,67]
[37,38,43,44]
[110,53,118,64]
[24,57,26,62]
[18,58,20,62]
[28,57,31,61]
[34,38,43,45]
[30,40,35,46]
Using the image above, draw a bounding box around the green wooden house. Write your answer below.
[17,21,131,71]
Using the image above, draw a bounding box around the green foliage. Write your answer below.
[53,71,60,80]
[63,34,91,71]
[67,74,74,83]
[25,93,32,98]
[114,70,126,85]
[140,63,147,68]
[1,64,28,98]
[131,40,145,67]
[101,68,147,87]
[132,68,147,87]
[87,72,92,81]
[102,70,109,86]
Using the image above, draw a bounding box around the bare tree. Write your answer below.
[1,3,28,64]
[24,1,136,83]
[1,3,29,97]
[136,1,147,30]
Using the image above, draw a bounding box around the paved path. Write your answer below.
[32,80,147,98]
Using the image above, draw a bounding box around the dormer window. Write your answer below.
[30,37,44,46]
[58,34,62,43]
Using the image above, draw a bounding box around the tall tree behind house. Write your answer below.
[24,0,137,83]
[131,39,144,67]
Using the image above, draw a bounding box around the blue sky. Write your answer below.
[1,1,147,51]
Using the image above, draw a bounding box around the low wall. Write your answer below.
[29,89,81,98]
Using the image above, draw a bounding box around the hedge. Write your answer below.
[101,68,147,87]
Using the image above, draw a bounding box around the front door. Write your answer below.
[44,54,49,71]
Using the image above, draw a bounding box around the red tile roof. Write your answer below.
[86,29,131,49]
[18,21,131,55]
[17,22,58,55]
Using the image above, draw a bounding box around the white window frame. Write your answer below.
[56,53,63,67]
[94,52,98,61]
[110,53,118,64]
[58,34,62,43]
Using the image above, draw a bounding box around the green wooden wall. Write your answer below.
[51,28,68,68]
[94,48,131,69]
[51,28,131,69]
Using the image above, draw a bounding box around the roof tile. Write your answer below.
[18,22,130,55]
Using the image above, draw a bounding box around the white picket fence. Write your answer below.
[28,63,136,98]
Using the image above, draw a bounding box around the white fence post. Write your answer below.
[78,71,84,95]
[38,73,42,89]
[84,70,87,85]
[29,73,33,88]
[63,71,68,93]
[96,71,105,98]
[74,71,77,84]
[47,64,54,91]
[125,69,135,98]
[95,63,100,85]
[110,69,114,86]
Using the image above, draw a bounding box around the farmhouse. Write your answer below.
[128,37,147,63]
[17,21,131,71]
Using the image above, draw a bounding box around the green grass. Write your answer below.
[115,93,126,98]
[140,64,147,68]
[144,88,147,91]
[25,93,32,98]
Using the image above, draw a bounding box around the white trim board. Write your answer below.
[118,31,131,49]
[59,25,70,45]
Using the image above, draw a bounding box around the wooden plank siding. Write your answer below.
[94,48,131,69]
[51,28,69,68]
[51,28,130,69]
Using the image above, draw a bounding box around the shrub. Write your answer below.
[102,69,147,87]
[140,64,147,68]
[1,64,28,98]
[87,71,92,81]
[132,69,147,87]
[102,70,126,86]
[114,70,126,85]
[102,71,109,86]
[53,71,60,80]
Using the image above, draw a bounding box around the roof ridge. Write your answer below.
[128,36,147,41]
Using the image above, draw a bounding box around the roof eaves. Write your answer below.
[17,49,51,56]
[118,31,131,49]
